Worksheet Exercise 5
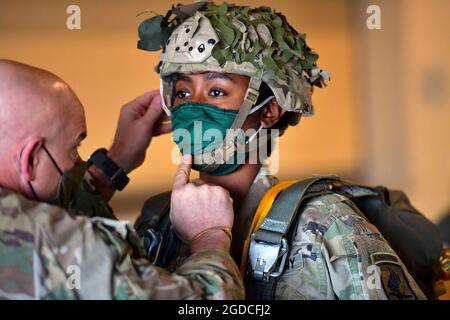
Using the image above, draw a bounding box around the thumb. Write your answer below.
[172,154,192,190]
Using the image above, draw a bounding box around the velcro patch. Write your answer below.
[370,253,416,300]
[371,252,400,265]
[287,253,304,270]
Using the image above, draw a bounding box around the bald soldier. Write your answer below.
[0,60,243,299]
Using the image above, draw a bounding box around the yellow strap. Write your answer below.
[239,180,298,276]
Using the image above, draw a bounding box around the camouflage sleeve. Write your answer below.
[276,193,427,300]
[0,191,244,299]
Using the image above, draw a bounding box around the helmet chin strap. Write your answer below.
[195,77,262,173]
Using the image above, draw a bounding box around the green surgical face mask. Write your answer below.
[28,145,115,219]
[171,102,249,176]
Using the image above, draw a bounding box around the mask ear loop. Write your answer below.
[246,97,286,161]
[28,181,39,201]
[42,145,64,176]
[246,125,263,144]
[245,95,275,144]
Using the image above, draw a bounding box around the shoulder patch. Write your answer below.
[371,253,416,300]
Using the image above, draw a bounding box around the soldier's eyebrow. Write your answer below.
[177,74,192,83]
[203,72,235,83]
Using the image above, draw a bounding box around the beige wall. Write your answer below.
[403,0,450,222]
[0,0,448,223]
[351,0,450,222]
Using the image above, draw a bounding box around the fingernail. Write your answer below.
[182,154,192,164]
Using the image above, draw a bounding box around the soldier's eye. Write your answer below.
[209,89,226,97]
[71,144,81,161]
[176,90,191,99]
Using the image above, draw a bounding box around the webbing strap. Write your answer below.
[243,176,341,299]
[230,77,262,131]
[255,176,340,240]
[245,277,278,300]
[240,180,298,276]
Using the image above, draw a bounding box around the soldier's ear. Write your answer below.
[19,137,43,181]
[260,99,283,128]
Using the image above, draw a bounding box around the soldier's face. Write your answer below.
[173,72,261,129]
[173,72,249,110]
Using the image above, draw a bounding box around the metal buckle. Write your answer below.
[244,77,261,105]
[141,228,163,264]
[248,235,289,281]
[244,87,260,105]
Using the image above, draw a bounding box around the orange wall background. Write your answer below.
[0,0,449,223]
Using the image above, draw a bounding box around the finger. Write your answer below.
[121,90,161,120]
[153,121,172,136]
[143,95,164,125]
[172,154,192,190]
[132,90,160,109]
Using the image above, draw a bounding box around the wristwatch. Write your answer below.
[88,148,130,191]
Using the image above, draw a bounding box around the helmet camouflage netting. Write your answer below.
[137,1,330,116]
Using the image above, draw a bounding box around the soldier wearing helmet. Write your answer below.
[136,2,430,300]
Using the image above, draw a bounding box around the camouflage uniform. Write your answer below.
[136,3,426,299]
[276,192,426,300]
[144,169,426,300]
[0,187,244,299]
[241,171,426,299]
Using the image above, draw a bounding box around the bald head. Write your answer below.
[0,60,87,194]
[0,60,85,141]
[0,60,85,147]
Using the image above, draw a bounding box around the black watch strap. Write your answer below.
[88,148,130,191]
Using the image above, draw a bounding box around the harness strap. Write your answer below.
[240,180,298,276]
[244,176,341,300]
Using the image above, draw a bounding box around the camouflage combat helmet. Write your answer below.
[137,1,329,171]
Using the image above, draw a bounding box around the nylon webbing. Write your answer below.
[254,176,340,243]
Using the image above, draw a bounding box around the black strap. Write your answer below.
[134,192,179,267]
[245,277,278,300]
[134,191,171,237]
